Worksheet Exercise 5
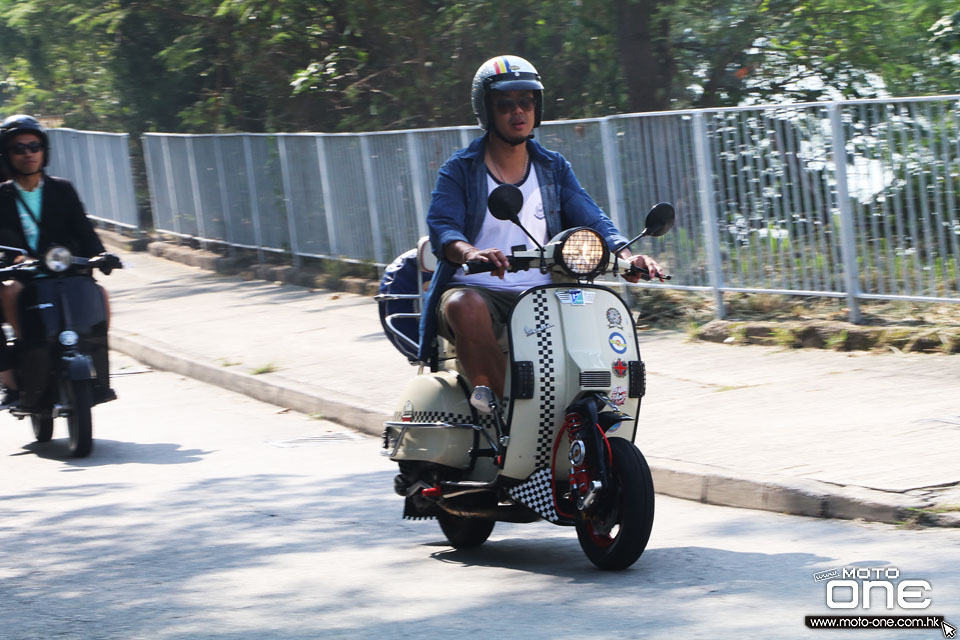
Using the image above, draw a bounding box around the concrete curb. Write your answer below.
[107,328,945,527]
[109,330,389,438]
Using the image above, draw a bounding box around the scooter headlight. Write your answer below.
[44,246,73,273]
[555,228,608,279]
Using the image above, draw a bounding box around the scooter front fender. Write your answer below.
[63,353,95,381]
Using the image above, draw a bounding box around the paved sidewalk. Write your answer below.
[102,247,960,526]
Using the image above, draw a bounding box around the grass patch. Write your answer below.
[825,330,848,351]
[217,358,242,367]
[251,362,278,375]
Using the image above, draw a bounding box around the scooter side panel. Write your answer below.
[387,369,496,472]
[503,285,641,481]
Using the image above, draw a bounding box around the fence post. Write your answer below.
[277,135,302,269]
[599,117,625,233]
[828,103,862,323]
[242,136,265,264]
[315,135,339,257]
[359,134,384,264]
[692,113,726,318]
[185,136,207,250]
[405,131,429,239]
[160,135,182,238]
[213,137,236,257]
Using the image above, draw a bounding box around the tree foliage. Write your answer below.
[0,0,956,135]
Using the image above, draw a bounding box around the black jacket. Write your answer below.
[0,175,104,259]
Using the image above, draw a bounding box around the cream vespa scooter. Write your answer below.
[378,185,674,570]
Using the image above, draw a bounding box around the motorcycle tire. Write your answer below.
[575,437,654,571]
[65,380,94,458]
[31,411,53,442]
[436,493,497,549]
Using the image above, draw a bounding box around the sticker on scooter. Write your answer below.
[608,332,628,354]
[612,359,628,377]
[524,323,555,337]
[606,308,622,328]
[555,289,596,305]
[611,386,627,406]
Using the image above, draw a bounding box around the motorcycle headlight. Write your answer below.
[554,228,608,279]
[44,246,73,273]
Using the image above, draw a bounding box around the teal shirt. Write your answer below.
[15,181,42,252]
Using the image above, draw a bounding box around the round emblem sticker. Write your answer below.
[608,332,628,354]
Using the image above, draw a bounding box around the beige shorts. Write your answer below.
[436,286,520,342]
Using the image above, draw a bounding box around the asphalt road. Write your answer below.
[1,354,958,640]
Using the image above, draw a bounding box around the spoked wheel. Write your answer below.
[576,437,654,570]
[437,492,498,549]
[31,411,54,442]
[64,380,94,458]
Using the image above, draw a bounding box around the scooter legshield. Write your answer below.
[503,284,641,485]
[16,276,109,408]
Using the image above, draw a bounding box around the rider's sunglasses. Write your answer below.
[9,141,43,156]
[494,96,536,114]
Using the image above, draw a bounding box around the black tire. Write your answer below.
[437,493,497,549]
[576,437,655,570]
[65,380,93,458]
[31,411,54,442]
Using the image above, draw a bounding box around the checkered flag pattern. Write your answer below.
[395,411,495,430]
[533,290,556,470]
[508,467,560,522]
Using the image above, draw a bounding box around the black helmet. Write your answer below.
[0,114,49,175]
[471,55,544,130]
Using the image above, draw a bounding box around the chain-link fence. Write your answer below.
[46,128,138,230]
[141,95,960,319]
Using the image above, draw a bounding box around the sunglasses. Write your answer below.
[494,96,536,114]
[9,141,43,156]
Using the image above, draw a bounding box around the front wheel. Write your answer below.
[437,493,497,549]
[31,411,53,442]
[64,380,93,458]
[576,437,655,570]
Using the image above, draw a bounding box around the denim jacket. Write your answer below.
[417,134,629,362]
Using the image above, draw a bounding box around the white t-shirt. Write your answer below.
[450,166,551,292]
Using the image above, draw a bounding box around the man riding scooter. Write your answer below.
[420,55,665,401]
[0,114,114,407]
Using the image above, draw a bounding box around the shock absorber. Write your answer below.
[564,412,597,511]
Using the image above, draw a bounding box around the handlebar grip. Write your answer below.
[627,265,672,281]
[463,260,501,275]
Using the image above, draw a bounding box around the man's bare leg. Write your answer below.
[443,290,506,399]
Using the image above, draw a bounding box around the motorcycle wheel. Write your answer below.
[31,411,54,442]
[65,380,94,458]
[575,437,654,571]
[437,493,497,549]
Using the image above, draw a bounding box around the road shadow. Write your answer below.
[16,438,211,466]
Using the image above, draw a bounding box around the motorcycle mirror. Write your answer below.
[486,183,544,251]
[487,184,523,224]
[615,202,676,254]
[642,202,675,238]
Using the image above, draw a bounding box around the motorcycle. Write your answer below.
[0,244,122,457]
[377,184,674,570]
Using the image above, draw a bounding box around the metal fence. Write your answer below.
[46,128,139,230]
[141,95,960,319]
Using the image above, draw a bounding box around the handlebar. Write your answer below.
[626,264,673,281]
[463,260,507,275]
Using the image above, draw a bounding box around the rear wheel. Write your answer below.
[576,437,654,570]
[437,492,497,549]
[65,380,93,458]
[31,411,53,442]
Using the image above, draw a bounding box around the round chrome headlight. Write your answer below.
[557,228,608,278]
[59,330,79,346]
[44,246,73,273]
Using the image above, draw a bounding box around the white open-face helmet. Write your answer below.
[471,55,544,130]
